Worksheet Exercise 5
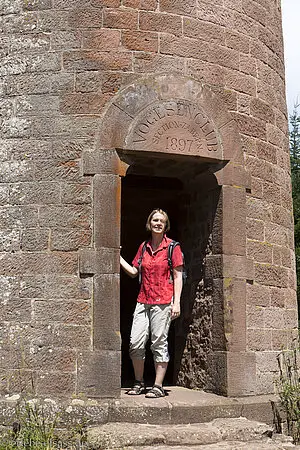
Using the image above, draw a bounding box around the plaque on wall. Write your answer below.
[125,100,223,160]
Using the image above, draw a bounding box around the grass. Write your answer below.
[276,341,300,444]
[0,399,89,449]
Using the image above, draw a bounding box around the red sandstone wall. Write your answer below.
[0,0,296,396]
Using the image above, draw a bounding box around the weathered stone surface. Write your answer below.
[0,0,295,401]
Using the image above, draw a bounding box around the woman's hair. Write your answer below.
[146,208,170,233]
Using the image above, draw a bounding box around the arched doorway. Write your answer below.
[80,74,253,397]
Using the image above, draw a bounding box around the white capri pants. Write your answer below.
[129,302,172,363]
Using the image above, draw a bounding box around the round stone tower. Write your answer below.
[0,0,296,399]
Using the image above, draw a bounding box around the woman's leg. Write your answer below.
[129,303,150,382]
[154,362,168,386]
[150,304,172,387]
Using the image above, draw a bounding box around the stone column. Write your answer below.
[207,162,256,396]
[77,149,127,397]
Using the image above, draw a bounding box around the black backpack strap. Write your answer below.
[168,240,179,282]
[138,241,147,284]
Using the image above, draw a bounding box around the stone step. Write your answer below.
[87,417,298,449]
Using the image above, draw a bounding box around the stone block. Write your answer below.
[269,287,285,308]
[265,223,288,247]
[140,12,182,36]
[21,228,49,251]
[52,139,94,160]
[103,9,138,29]
[227,352,257,396]
[160,0,197,16]
[44,275,92,299]
[29,323,91,350]
[23,0,52,11]
[61,183,92,204]
[36,372,76,396]
[51,228,92,251]
[68,7,103,28]
[93,274,121,350]
[251,98,275,124]
[247,329,272,351]
[9,182,60,205]
[63,50,132,72]
[79,248,119,275]
[223,278,247,351]
[39,205,92,229]
[1,117,31,138]
[255,263,289,288]
[122,30,158,52]
[0,229,20,252]
[77,350,121,397]
[82,149,128,176]
[246,282,270,307]
[60,92,111,115]
[1,298,32,323]
[83,29,120,50]
[256,352,279,373]
[246,218,264,241]
[0,252,78,276]
[284,309,298,329]
[263,181,281,205]
[226,29,250,53]
[34,299,91,324]
[239,54,257,76]
[27,348,77,372]
[263,307,285,329]
[184,17,225,44]
[220,186,247,256]
[31,116,99,139]
[271,329,287,351]
[186,60,225,86]
[256,371,276,395]
[93,174,121,248]
[247,240,272,264]
[19,275,46,298]
[231,112,266,140]
[0,205,39,228]
[224,69,256,96]
[246,196,271,221]
[50,30,82,50]
[160,34,210,60]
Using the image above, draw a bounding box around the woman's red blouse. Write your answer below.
[132,235,183,305]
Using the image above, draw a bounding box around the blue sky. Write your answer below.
[282,0,300,114]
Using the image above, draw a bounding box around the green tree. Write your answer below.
[290,104,300,296]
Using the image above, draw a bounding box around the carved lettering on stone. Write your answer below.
[125,100,222,159]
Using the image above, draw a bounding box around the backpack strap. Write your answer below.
[167,240,180,282]
[138,241,147,284]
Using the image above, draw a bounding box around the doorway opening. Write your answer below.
[120,154,221,389]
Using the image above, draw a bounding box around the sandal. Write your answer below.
[127,380,145,395]
[145,384,165,398]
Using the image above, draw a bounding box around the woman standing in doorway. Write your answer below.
[120,208,183,398]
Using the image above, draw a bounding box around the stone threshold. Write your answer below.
[0,387,279,427]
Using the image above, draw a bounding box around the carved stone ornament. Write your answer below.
[126,99,222,159]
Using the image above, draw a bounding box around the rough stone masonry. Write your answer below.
[0,0,297,400]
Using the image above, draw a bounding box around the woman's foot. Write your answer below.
[127,380,145,395]
[145,384,165,398]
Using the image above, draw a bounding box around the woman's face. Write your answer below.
[150,212,166,235]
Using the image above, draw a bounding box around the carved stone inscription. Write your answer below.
[126,100,222,158]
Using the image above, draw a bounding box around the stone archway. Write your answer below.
[78,75,254,398]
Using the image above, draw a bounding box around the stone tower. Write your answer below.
[0,0,297,399]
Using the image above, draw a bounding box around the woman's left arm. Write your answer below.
[171,266,183,319]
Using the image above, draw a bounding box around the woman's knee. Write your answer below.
[129,344,146,360]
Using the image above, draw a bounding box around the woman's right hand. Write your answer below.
[120,255,138,278]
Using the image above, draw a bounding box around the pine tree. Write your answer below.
[290,104,300,297]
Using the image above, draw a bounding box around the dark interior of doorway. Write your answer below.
[120,173,186,387]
